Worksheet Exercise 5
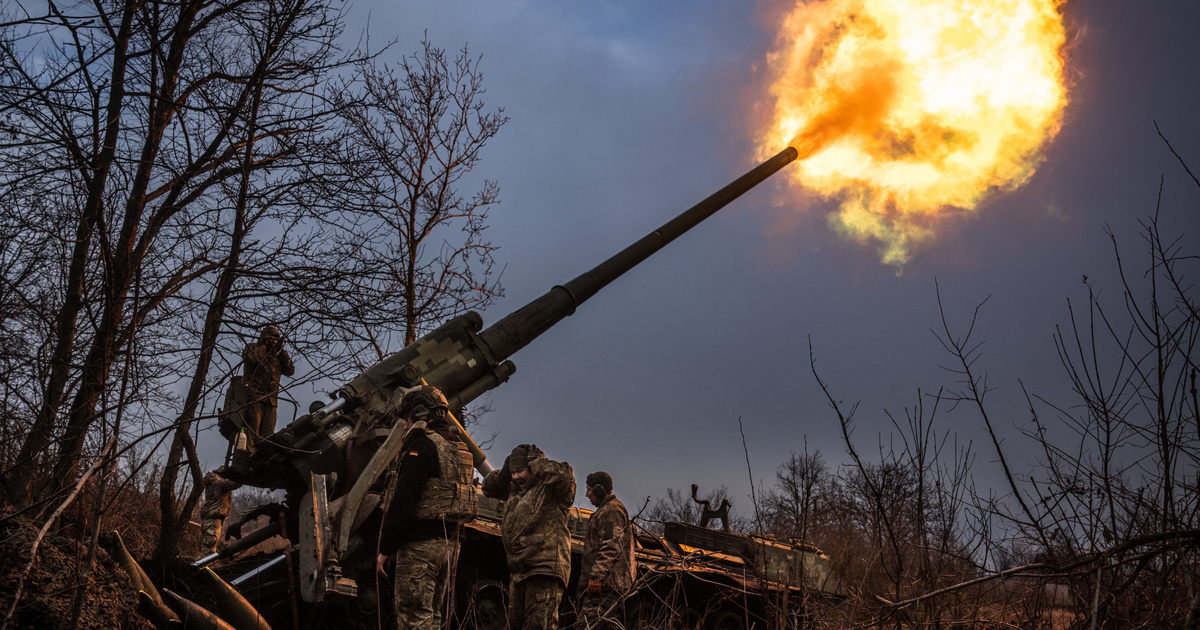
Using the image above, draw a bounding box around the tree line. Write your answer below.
[0,0,506,578]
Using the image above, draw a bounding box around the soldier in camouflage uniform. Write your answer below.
[482,444,575,630]
[197,326,293,559]
[197,468,241,558]
[240,325,294,439]
[577,472,636,630]
[374,385,474,630]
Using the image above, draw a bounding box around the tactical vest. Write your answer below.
[414,429,479,523]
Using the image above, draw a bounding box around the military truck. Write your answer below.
[128,145,847,629]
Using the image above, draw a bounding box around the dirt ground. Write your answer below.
[0,515,152,630]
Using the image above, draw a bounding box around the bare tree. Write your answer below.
[147,0,359,566]
[325,38,508,349]
[1015,176,1200,627]
[0,0,344,508]
[762,446,831,542]
[0,2,511,579]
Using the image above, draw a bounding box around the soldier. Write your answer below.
[197,326,293,558]
[375,385,476,630]
[196,468,241,560]
[482,444,575,630]
[240,325,294,439]
[576,472,636,630]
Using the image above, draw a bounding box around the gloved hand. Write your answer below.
[497,455,513,484]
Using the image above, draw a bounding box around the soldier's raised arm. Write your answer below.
[279,347,295,377]
[482,456,513,500]
[243,340,265,365]
[530,456,575,506]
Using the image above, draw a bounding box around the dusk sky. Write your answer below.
[259,0,1200,518]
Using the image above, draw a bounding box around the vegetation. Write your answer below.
[0,0,505,617]
[643,140,1199,628]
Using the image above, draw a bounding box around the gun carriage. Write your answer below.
[129,146,846,629]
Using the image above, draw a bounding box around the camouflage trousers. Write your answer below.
[243,400,278,437]
[197,475,236,558]
[393,536,459,630]
[198,517,224,558]
[576,591,625,630]
[508,575,565,630]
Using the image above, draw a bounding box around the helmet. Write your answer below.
[392,385,449,424]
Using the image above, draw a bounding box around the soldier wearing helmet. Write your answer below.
[198,326,294,558]
[577,471,636,630]
[482,443,575,630]
[240,325,294,439]
[375,385,477,630]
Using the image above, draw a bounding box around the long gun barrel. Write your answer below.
[340,147,797,415]
[478,146,800,361]
[253,147,798,490]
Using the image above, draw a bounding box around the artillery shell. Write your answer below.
[162,588,238,630]
[137,590,181,629]
[113,531,161,605]
[198,567,272,630]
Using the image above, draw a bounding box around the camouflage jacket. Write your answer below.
[482,456,575,586]
[242,342,294,403]
[579,495,636,594]
[199,470,240,519]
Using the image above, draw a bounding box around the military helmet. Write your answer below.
[394,384,449,424]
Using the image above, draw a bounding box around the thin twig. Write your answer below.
[1155,121,1200,188]
[737,416,762,529]
[876,529,1200,612]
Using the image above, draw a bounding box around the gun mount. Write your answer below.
[165,146,817,628]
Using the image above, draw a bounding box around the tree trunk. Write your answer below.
[47,0,204,496]
[4,0,136,510]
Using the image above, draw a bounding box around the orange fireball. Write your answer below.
[759,0,1069,265]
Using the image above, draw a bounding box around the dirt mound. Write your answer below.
[0,517,152,630]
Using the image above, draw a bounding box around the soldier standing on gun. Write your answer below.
[240,325,294,441]
[482,444,575,630]
[577,472,636,630]
[197,325,294,558]
[375,385,476,630]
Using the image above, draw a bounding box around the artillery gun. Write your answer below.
[129,146,845,628]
